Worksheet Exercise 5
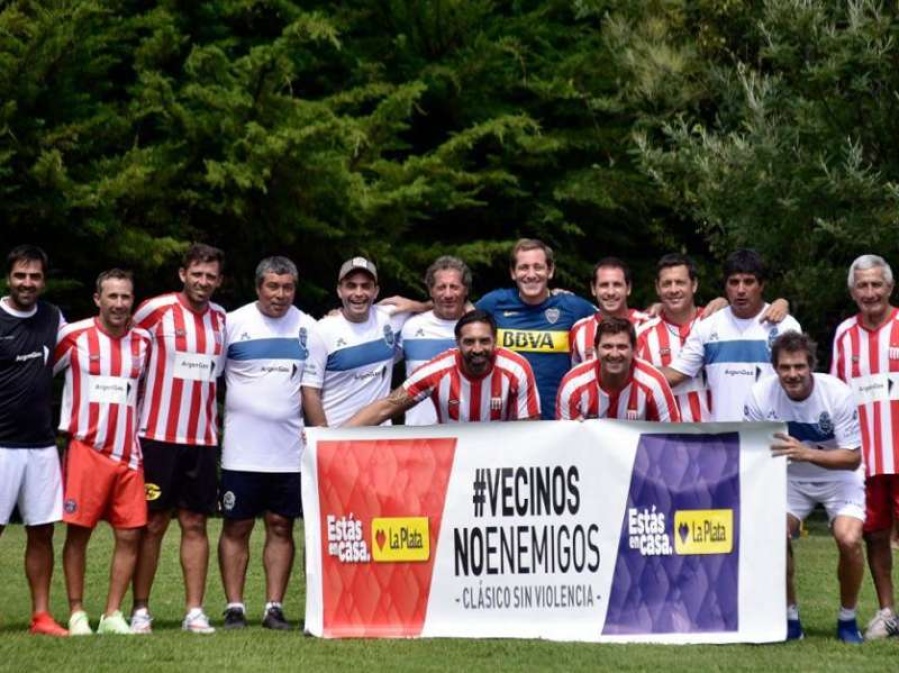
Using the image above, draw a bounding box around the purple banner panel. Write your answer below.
[602,432,741,635]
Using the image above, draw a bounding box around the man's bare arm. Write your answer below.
[346,387,418,427]
[770,432,861,470]
[660,366,690,388]
[302,386,328,427]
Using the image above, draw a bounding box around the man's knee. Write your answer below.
[25,523,54,545]
[834,517,864,553]
[221,518,254,542]
[144,510,172,538]
[178,510,208,538]
[264,513,294,540]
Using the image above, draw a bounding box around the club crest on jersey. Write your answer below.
[766,327,779,350]
[626,410,638,420]
[818,411,834,435]
[490,397,503,411]
[298,327,309,358]
[175,328,187,337]
[383,325,395,347]
[415,328,425,337]
[659,347,671,357]
[544,308,561,325]
[890,347,899,360]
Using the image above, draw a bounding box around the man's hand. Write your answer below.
[760,298,790,324]
[771,432,812,462]
[701,296,728,318]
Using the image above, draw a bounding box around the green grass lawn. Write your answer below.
[0,514,896,673]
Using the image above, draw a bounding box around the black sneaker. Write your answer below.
[222,607,247,630]
[262,606,290,631]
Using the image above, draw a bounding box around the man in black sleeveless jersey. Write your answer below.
[0,245,67,636]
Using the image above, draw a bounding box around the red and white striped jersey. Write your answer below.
[831,308,899,476]
[133,293,226,446]
[556,357,680,422]
[636,309,711,422]
[570,309,652,365]
[402,347,541,422]
[54,318,151,470]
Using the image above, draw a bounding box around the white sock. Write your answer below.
[265,601,282,612]
[227,602,246,613]
[838,606,856,621]
[787,604,800,620]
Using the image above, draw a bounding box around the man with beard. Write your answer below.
[130,244,227,634]
[0,245,67,636]
[346,310,540,425]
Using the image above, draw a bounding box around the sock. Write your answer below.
[838,606,856,621]
[227,602,246,613]
[265,601,282,612]
[787,604,800,620]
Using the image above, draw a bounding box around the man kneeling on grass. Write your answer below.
[54,270,151,635]
[744,332,865,643]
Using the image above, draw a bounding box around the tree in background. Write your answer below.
[625,0,899,349]
[1,0,701,318]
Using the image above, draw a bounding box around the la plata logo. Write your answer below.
[145,483,161,501]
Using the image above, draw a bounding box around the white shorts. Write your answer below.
[788,477,866,524]
[0,446,63,526]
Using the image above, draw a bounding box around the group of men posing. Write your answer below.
[1,238,898,644]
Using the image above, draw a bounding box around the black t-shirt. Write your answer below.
[0,299,60,447]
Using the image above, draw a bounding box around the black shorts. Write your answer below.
[219,470,302,520]
[141,439,218,515]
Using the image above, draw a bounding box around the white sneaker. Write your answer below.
[68,610,93,636]
[865,608,899,639]
[130,608,153,634]
[182,609,215,634]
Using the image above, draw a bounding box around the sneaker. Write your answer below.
[786,618,804,641]
[97,610,132,635]
[130,608,153,634]
[865,608,899,639]
[29,612,68,637]
[837,617,864,644]
[222,606,247,630]
[68,610,93,636]
[262,605,290,631]
[182,609,215,634]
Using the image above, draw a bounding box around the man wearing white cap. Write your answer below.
[303,257,409,427]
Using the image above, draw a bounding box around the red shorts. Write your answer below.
[63,439,147,529]
[863,474,899,534]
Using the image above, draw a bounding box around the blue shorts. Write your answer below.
[219,470,302,520]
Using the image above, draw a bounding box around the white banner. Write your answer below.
[302,420,786,643]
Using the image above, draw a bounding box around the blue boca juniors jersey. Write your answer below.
[476,288,595,419]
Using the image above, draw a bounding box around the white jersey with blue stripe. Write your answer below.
[671,304,801,421]
[400,310,457,425]
[223,302,319,472]
[304,306,408,427]
[744,373,862,482]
